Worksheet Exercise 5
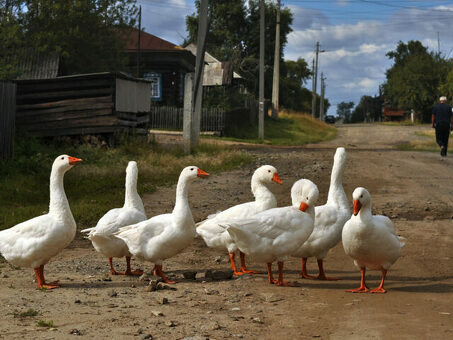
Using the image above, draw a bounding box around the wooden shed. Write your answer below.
[15,72,150,137]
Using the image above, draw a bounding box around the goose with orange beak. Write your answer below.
[197,165,282,275]
[0,155,82,289]
[221,179,319,286]
[342,187,406,293]
[115,166,209,283]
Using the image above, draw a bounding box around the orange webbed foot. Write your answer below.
[233,271,245,276]
[300,272,316,279]
[240,268,261,275]
[124,269,144,276]
[346,286,369,293]
[275,280,296,287]
[39,283,60,290]
[369,287,387,294]
[316,274,339,281]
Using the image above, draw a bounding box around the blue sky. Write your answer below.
[138,0,453,115]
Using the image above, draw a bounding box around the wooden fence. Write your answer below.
[0,82,16,160]
[149,106,225,133]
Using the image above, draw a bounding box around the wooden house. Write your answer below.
[16,72,150,137]
[121,28,195,107]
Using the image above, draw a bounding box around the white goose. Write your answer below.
[222,179,319,286]
[197,165,282,275]
[342,187,405,293]
[0,155,82,289]
[292,147,349,280]
[115,166,209,283]
[81,161,146,276]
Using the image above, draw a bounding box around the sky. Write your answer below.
[137,0,453,115]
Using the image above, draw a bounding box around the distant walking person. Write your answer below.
[432,96,453,158]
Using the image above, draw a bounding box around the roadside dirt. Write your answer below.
[1,124,453,340]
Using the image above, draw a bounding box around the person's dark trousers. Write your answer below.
[435,122,450,156]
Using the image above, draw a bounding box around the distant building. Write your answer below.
[120,28,195,106]
[383,107,405,121]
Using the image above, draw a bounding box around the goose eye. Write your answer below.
[61,157,64,160]
[268,170,271,173]
[306,197,309,200]
[360,195,363,198]
[190,168,194,171]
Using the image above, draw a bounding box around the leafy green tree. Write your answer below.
[383,40,450,122]
[337,101,354,123]
[439,67,453,101]
[185,0,293,100]
[351,95,383,123]
[0,0,138,78]
[279,58,311,111]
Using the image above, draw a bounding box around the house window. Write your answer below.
[144,72,162,101]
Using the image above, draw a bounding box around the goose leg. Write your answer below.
[239,252,260,274]
[346,267,369,293]
[267,263,277,284]
[35,265,59,289]
[109,257,120,275]
[154,264,177,284]
[275,262,295,287]
[123,257,143,276]
[314,259,339,281]
[369,269,387,293]
[229,253,243,276]
[300,258,316,279]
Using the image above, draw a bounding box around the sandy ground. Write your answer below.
[1,124,453,340]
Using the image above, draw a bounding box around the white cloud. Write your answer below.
[285,4,453,114]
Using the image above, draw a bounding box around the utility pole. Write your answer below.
[319,73,326,121]
[136,5,141,77]
[192,0,209,148]
[271,0,280,119]
[311,58,315,118]
[258,0,265,139]
[311,41,324,119]
[437,31,440,55]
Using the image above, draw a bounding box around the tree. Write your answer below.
[279,58,312,111]
[351,95,383,123]
[185,0,293,99]
[383,40,450,122]
[337,101,354,123]
[439,67,453,100]
[0,0,138,78]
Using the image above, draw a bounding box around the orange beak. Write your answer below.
[197,168,209,178]
[299,202,309,212]
[353,200,362,216]
[68,156,82,165]
[272,173,282,184]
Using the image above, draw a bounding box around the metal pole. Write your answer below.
[271,0,280,119]
[258,0,265,139]
[314,41,320,118]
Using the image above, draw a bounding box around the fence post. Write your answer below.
[183,73,194,154]
[0,82,16,161]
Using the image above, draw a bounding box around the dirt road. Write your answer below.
[1,124,452,339]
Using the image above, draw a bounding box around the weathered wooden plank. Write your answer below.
[116,111,137,121]
[17,102,113,117]
[26,126,147,137]
[16,95,112,110]
[16,108,113,125]
[17,78,114,94]
[17,87,113,101]
[118,119,137,127]
[19,115,118,130]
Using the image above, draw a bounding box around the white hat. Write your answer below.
[440,96,447,101]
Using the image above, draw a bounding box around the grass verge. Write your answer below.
[397,129,452,152]
[213,111,337,145]
[0,135,252,231]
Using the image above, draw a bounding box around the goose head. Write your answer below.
[52,154,82,174]
[291,179,319,212]
[334,147,346,163]
[126,160,138,174]
[352,187,371,216]
[180,165,209,183]
[253,165,282,185]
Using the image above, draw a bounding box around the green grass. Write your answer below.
[397,129,452,152]
[0,135,252,230]
[36,320,54,328]
[213,111,337,145]
[12,308,39,318]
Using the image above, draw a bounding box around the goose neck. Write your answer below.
[252,177,275,202]
[124,171,145,213]
[173,176,191,213]
[327,157,348,208]
[48,168,71,218]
